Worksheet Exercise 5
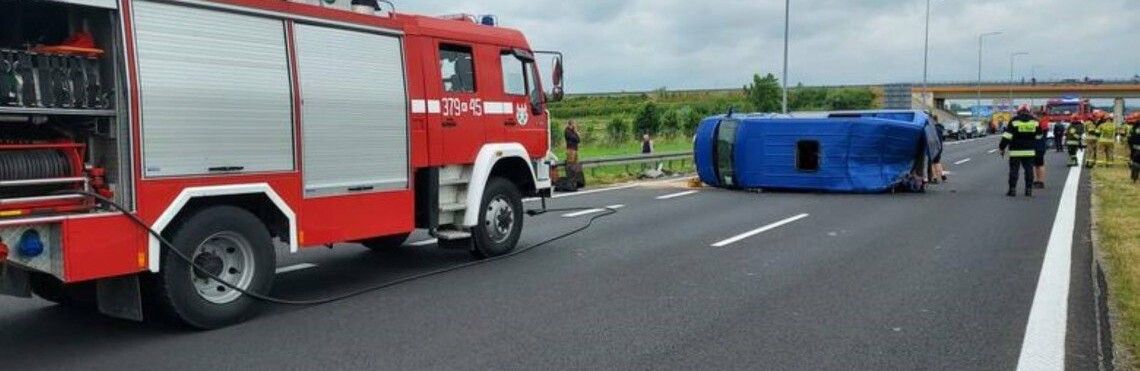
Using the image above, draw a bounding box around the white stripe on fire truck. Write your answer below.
[411,100,427,114]
[427,100,442,114]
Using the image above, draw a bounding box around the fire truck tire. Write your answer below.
[151,205,276,329]
[471,177,524,259]
[360,233,410,251]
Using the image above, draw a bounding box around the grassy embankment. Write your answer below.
[1092,147,1140,369]
[548,90,751,185]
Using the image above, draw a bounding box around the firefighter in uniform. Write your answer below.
[1098,113,1118,166]
[1085,111,1104,168]
[1064,114,1085,167]
[1000,105,1043,197]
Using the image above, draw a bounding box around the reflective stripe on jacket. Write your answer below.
[1000,115,1043,158]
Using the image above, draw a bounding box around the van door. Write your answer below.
[494,49,548,158]
[433,42,484,164]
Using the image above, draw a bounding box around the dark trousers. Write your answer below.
[1131,150,1140,182]
[1067,145,1081,166]
[1054,136,1064,151]
[1009,157,1035,190]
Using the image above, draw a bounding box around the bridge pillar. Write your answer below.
[1114,98,1126,125]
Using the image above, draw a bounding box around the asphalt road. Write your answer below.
[0,136,1103,370]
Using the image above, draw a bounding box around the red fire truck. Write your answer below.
[0,0,563,328]
[1043,98,1093,123]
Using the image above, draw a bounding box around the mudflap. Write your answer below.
[97,275,144,321]
[0,263,32,298]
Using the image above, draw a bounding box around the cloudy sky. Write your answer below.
[400,0,1139,93]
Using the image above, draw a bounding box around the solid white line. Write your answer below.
[561,205,624,218]
[988,149,999,154]
[656,190,700,200]
[275,263,317,275]
[711,214,810,247]
[954,158,972,165]
[1015,155,1083,371]
[408,239,438,247]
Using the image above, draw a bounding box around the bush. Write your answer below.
[606,117,630,144]
[634,102,662,136]
[551,121,564,148]
[660,109,681,138]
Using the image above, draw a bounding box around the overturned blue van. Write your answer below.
[694,110,942,193]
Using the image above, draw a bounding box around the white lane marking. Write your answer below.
[1015,155,1082,371]
[275,263,317,275]
[711,214,810,247]
[561,205,625,218]
[954,158,972,165]
[656,190,700,200]
[408,239,438,247]
[988,149,999,154]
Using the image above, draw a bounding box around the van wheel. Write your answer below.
[360,233,410,251]
[152,206,275,329]
[470,177,524,259]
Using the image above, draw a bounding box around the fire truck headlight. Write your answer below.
[17,230,44,258]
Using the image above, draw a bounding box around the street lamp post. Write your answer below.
[922,0,944,108]
[1030,64,1045,107]
[976,31,1001,116]
[1010,51,1029,112]
[781,0,790,114]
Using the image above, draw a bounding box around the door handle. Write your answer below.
[504,120,518,127]
[442,119,458,128]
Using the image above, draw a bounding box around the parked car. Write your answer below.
[941,121,963,140]
[963,124,980,139]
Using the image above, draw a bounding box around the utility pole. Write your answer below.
[782,0,790,114]
[1009,51,1028,111]
[976,31,1002,116]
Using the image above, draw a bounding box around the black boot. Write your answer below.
[1007,189,1017,197]
[1025,188,1033,197]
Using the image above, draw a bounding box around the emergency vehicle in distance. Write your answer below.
[0,0,564,328]
[1044,97,1093,123]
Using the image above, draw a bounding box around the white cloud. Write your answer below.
[398,0,1140,92]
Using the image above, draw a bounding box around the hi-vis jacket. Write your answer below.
[1066,122,1084,146]
[1000,114,1044,158]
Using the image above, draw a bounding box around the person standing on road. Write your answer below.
[1098,113,1118,167]
[564,120,581,165]
[1085,111,1104,168]
[931,116,947,184]
[1053,120,1066,152]
[1000,104,1044,197]
[1033,115,1049,189]
[1065,114,1085,167]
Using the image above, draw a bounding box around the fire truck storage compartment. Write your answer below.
[293,24,409,198]
[0,1,131,215]
[133,1,295,178]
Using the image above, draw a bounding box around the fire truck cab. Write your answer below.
[0,0,563,328]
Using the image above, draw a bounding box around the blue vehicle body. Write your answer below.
[694,110,941,193]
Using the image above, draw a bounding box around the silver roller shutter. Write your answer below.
[134,1,295,177]
[294,24,409,197]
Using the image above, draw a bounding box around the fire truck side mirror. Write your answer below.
[548,57,564,102]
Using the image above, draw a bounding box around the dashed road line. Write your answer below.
[711,214,810,247]
[656,190,700,200]
[562,205,625,218]
[954,158,972,165]
[1014,158,1082,371]
[275,263,318,275]
[988,149,999,154]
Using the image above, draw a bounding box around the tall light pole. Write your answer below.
[922,0,944,107]
[781,0,790,114]
[976,31,1002,116]
[1009,51,1028,112]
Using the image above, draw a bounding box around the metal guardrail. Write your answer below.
[553,151,694,171]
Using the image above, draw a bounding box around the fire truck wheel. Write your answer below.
[153,205,276,329]
[471,177,524,259]
[360,233,411,251]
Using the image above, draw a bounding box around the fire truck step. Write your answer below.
[440,202,467,212]
[439,177,471,187]
[436,230,472,241]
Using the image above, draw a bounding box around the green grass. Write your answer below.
[554,137,693,160]
[1092,151,1140,370]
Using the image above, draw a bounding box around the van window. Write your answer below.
[440,44,476,93]
[500,53,528,96]
[796,140,821,172]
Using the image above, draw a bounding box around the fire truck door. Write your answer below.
[494,50,548,158]
[434,43,485,164]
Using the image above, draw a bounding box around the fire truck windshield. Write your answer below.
[1047,104,1079,116]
